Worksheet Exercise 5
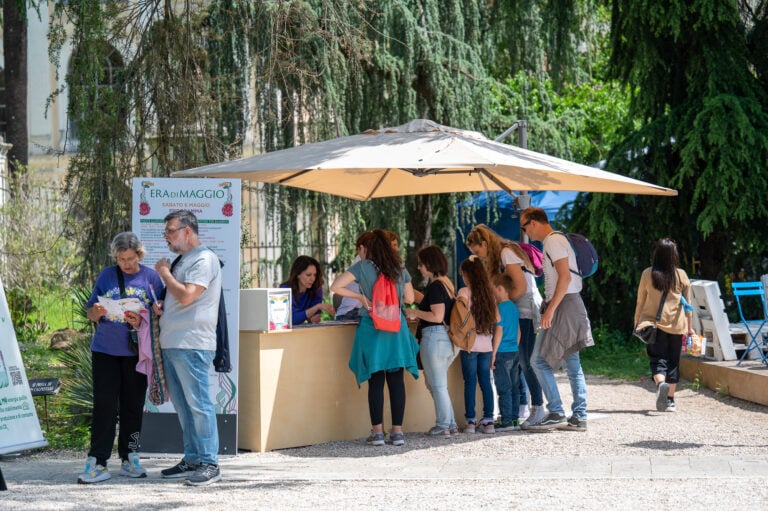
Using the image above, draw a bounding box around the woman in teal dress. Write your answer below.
[331,230,419,447]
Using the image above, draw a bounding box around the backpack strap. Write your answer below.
[435,279,457,328]
[157,255,183,302]
[169,254,183,272]
[115,265,127,299]
[357,260,378,301]
[544,231,580,276]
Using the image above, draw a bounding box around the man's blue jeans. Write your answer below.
[163,348,219,465]
[420,325,458,430]
[531,330,588,420]
[493,351,521,423]
[518,318,543,407]
[460,351,494,421]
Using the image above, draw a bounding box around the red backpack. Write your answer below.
[370,273,401,332]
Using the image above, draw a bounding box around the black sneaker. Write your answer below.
[161,459,198,479]
[527,412,566,431]
[665,397,677,412]
[494,419,521,432]
[184,463,221,487]
[558,415,587,431]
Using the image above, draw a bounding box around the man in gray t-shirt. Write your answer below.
[520,207,591,433]
[154,210,222,486]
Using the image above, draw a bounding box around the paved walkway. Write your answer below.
[3,374,768,509]
[3,451,768,511]
[4,452,768,485]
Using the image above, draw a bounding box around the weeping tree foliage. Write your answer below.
[484,0,605,88]
[49,0,611,287]
[201,0,500,278]
[482,0,623,183]
[50,1,236,278]
[567,0,768,328]
[50,2,124,278]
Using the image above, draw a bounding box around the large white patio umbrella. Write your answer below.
[173,119,677,200]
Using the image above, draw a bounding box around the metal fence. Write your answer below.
[0,169,338,291]
[240,182,339,289]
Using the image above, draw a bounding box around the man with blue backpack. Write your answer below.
[519,207,594,432]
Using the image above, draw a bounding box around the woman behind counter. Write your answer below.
[281,255,336,324]
[330,230,419,447]
[633,238,694,413]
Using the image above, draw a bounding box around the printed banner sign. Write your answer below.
[132,177,240,455]
[0,277,48,454]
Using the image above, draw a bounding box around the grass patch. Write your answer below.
[14,288,92,450]
[37,288,76,331]
[581,324,649,381]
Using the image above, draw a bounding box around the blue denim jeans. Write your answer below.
[519,371,529,405]
[162,348,219,465]
[518,318,543,406]
[531,330,588,420]
[493,351,521,423]
[460,351,494,421]
[420,325,458,430]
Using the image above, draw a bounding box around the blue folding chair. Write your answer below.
[732,282,768,366]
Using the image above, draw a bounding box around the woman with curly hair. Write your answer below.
[457,256,500,434]
[466,223,545,427]
[331,229,419,447]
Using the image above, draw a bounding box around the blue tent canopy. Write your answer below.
[459,190,578,219]
[454,190,579,282]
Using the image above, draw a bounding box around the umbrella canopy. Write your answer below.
[174,119,677,200]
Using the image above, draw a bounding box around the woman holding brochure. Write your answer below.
[78,232,164,484]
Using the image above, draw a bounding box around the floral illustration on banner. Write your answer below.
[220,182,233,217]
[139,181,154,215]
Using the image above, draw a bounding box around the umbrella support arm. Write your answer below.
[494,120,531,242]
[494,120,527,148]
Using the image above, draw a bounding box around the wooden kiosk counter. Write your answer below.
[238,293,469,452]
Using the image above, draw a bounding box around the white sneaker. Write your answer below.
[519,404,530,421]
[521,405,547,430]
[77,456,111,484]
[119,452,147,478]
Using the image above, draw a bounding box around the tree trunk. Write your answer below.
[406,194,432,286]
[4,0,28,185]
[699,230,728,281]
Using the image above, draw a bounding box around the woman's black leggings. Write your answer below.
[89,351,147,465]
[368,369,406,426]
[646,329,683,383]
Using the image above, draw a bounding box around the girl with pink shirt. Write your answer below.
[457,256,500,434]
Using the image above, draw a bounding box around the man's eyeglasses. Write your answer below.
[163,225,186,237]
[521,220,532,232]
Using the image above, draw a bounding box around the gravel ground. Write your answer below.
[3,373,768,510]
